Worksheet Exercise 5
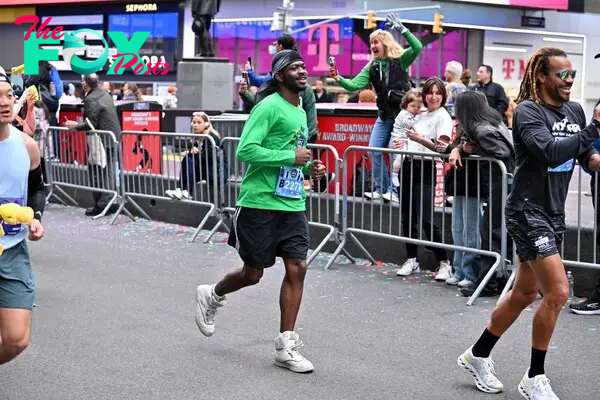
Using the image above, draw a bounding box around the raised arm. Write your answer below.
[397,30,423,71]
[337,63,371,92]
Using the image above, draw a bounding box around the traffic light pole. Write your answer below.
[288,5,441,34]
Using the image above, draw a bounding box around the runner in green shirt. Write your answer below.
[195,50,326,374]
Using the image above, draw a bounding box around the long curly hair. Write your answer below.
[369,30,404,60]
[515,47,567,104]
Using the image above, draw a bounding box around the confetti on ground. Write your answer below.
[549,346,559,350]
[589,328,597,332]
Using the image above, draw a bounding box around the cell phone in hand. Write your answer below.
[242,71,248,79]
[247,57,253,70]
[328,57,338,76]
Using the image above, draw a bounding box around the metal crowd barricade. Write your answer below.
[305,143,345,265]
[204,136,242,243]
[498,165,600,302]
[560,166,600,271]
[444,162,600,306]
[46,127,134,221]
[325,145,510,305]
[39,135,57,205]
[210,115,248,139]
[112,130,219,242]
[207,137,344,266]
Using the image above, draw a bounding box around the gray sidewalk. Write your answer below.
[0,204,597,400]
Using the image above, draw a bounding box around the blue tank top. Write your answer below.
[0,126,30,250]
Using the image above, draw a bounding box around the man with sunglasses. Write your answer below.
[458,47,600,399]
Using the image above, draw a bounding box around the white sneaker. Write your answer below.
[446,276,460,286]
[364,192,382,200]
[274,331,314,373]
[165,188,181,199]
[397,258,420,276]
[181,189,192,200]
[518,369,560,400]
[457,346,504,394]
[435,260,452,281]
[382,192,399,202]
[458,279,474,288]
[195,284,227,337]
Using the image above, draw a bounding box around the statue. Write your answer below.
[192,0,221,57]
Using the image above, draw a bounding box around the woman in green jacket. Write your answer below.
[331,14,422,201]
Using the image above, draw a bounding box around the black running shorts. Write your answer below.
[505,204,566,262]
[227,207,309,269]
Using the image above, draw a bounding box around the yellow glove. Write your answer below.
[10,64,25,76]
[0,203,33,226]
[0,203,33,256]
[26,85,39,102]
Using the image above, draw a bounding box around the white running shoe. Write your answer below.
[165,188,180,199]
[458,279,474,288]
[518,369,560,400]
[363,192,382,200]
[195,284,227,337]
[457,346,504,394]
[382,192,399,202]
[446,276,460,286]
[274,331,314,373]
[397,258,420,276]
[435,260,452,281]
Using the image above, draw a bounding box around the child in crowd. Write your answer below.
[390,89,423,187]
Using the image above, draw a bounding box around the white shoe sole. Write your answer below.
[518,381,530,399]
[274,360,314,373]
[435,276,449,282]
[195,286,215,337]
[457,353,503,394]
[569,308,600,315]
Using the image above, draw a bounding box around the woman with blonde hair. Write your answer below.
[330,14,422,202]
[166,111,225,200]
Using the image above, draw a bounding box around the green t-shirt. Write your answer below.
[236,92,310,212]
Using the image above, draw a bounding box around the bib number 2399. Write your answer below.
[275,166,304,199]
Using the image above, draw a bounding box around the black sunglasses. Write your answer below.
[550,69,577,80]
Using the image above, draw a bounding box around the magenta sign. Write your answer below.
[306,24,341,72]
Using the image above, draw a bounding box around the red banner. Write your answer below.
[121,111,162,174]
[58,109,87,165]
[316,115,377,195]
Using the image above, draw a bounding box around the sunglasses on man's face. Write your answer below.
[551,69,577,81]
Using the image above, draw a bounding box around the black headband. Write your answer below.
[271,49,303,75]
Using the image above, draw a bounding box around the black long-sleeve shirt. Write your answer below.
[507,100,599,214]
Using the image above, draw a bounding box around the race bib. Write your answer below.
[548,137,575,173]
[274,166,304,199]
[0,198,25,236]
[548,159,574,173]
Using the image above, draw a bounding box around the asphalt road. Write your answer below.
[0,204,598,400]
